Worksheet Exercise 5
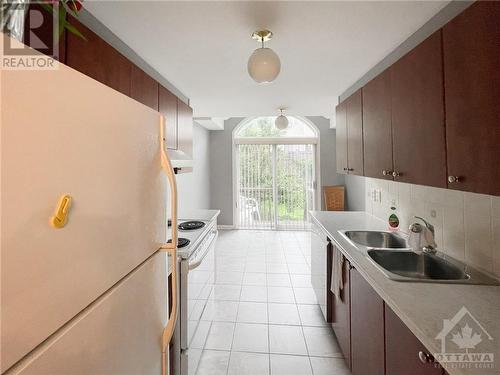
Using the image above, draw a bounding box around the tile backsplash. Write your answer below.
[363,177,500,278]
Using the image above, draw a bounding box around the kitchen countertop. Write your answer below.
[309,211,500,375]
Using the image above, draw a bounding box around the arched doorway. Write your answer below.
[233,116,320,230]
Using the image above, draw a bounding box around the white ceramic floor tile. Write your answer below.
[268,303,301,325]
[270,354,313,375]
[246,262,267,273]
[232,323,269,353]
[288,264,311,275]
[285,255,308,264]
[191,320,212,349]
[216,271,244,285]
[204,322,235,350]
[227,351,270,375]
[207,230,347,375]
[297,304,328,327]
[211,285,242,301]
[290,274,313,288]
[195,350,230,375]
[267,254,287,263]
[243,272,267,286]
[267,273,292,287]
[268,287,296,303]
[293,288,317,304]
[237,302,268,324]
[309,357,350,375]
[219,263,246,272]
[188,348,203,375]
[240,285,268,302]
[202,300,239,322]
[303,327,342,357]
[269,325,308,355]
[267,263,289,274]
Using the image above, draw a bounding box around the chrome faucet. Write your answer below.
[408,216,437,254]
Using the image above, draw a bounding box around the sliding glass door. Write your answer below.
[236,143,315,230]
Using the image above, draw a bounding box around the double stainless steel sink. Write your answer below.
[341,230,499,285]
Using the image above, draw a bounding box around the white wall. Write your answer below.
[176,122,211,213]
[361,177,500,278]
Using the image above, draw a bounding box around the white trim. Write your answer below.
[235,137,318,145]
[217,224,235,230]
[231,116,322,230]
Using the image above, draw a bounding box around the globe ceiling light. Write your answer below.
[248,30,281,83]
[275,109,289,130]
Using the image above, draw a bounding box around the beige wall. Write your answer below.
[363,177,500,278]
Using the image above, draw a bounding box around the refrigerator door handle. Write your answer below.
[159,116,178,375]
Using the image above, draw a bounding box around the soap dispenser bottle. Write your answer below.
[388,200,400,232]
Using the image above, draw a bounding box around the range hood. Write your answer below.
[167,149,193,169]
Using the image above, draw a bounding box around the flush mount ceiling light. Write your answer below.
[248,30,281,83]
[275,108,289,130]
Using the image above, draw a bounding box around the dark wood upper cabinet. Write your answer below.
[130,65,159,110]
[363,70,393,180]
[350,267,385,375]
[159,86,178,150]
[443,1,500,196]
[345,90,364,176]
[66,17,131,96]
[23,4,65,62]
[391,31,446,188]
[335,101,348,174]
[177,99,194,157]
[385,305,444,375]
[331,254,351,369]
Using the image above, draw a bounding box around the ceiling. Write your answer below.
[85,1,448,118]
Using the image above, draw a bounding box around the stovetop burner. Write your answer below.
[167,237,191,248]
[178,221,206,231]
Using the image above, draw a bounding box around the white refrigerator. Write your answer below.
[1,45,178,375]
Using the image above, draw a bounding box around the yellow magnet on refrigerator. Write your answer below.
[50,194,72,228]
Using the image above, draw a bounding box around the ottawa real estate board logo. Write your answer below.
[434,306,494,370]
[1,2,60,70]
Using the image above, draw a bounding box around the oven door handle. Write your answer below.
[188,231,218,271]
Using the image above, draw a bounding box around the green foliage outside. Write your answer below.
[238,142,313,225]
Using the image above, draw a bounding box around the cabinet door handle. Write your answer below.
[382,170,393,176]
[392,171,401,177]
[418,351,435,364]
[343,167,348,171]
[448,175,461,183]
[347,168,354,172]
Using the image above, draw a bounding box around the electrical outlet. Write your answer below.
[430,209,437,218]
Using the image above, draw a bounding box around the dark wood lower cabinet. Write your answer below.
[331,255,351,369]
[385,305,444,375]
[350,267,385,375]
